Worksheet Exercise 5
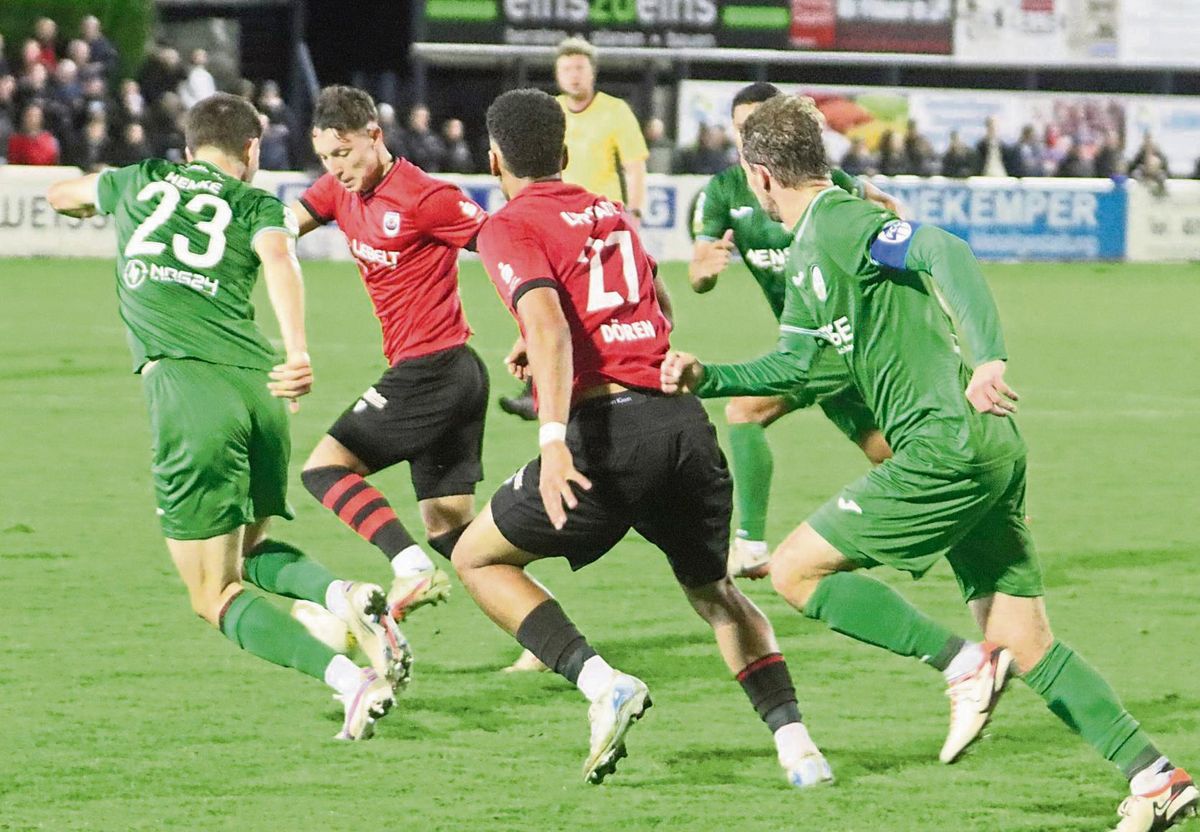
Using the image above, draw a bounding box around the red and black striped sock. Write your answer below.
[737,652,803,733]
[301,465,417,561]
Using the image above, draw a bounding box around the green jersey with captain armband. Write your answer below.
[696,186,1025,470]
[95,157,299,372]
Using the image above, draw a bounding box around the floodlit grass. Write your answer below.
[1,258,1197,831]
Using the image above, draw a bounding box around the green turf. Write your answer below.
[0,257,1197,832]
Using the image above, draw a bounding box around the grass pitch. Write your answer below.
[0,258,1197,832]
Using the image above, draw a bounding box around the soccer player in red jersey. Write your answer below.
[288,86,487,619]
[452,88,833,788]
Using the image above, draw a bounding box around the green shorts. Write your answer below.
[779,352,879,445]
[141,357,293,540]
[807,442,1043,601]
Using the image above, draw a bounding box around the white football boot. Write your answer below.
[583,674,652,784]
[781,750,835,789]
[334,668,395,741]
[1113,768,1198,832]
[728,537,771,580]
[333,582,414,691]
[939,642,1014,763]
[387,566,451,621]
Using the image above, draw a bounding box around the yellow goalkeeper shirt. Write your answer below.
[558,91,649,203]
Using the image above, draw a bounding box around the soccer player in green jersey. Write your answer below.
[689,82,895,580]
[663,94,1196,831]
[47,93,413,741]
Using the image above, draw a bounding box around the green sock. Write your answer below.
[728,423,773,541]
[242,539,337,603]
[1022,640,1160,777]
[804,572,964,668]
[219,591,337,680]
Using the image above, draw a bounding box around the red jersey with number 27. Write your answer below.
[477,181,670,400]
[300,158,485,364]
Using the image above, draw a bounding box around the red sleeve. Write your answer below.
[411,183,487,248]
[477,215,558,313]
[298,173,340,225]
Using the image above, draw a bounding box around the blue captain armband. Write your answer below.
[869,219,922,270]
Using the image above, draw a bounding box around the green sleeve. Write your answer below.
[249,194,300,246]
[904,225,1007,365]
[95,163,144,215]
[694,327,823,398]
[830,168,864,199]
[691,175,729,241]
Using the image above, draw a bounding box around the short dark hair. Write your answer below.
[741,95,829,188]
[312,85,378,133]
[185,93,262,156]
[731,82,781,113]
[486,88,565,179]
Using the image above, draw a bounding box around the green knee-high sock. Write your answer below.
[242,539,337,604]
[1022,640,1161,777]
[728,423,773,541]
[219,591,337,680]
[804,572,965,670]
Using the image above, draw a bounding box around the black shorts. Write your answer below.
[328,344,489,500]
[490,391,731,588]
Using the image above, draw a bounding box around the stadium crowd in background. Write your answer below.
[0,15,1194,185]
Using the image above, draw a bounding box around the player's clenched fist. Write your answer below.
[268,352,314,413]
[661,350,705,394]
[505,336,530,382]
[965,359,1018,417]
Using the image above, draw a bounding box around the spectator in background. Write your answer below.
[148,90,186,160]
[0,75,16,160]
[52,59,83,121]
[257,80,300,161]
[1014,125,1043,177]
[178,49,216,108]
[138,47,185,104]
[376,102,404,156]
[114,79,146,129]
[80,74,113,123]
[975,116,1016,176]
[681,123,736,175]
[839,136,877,177]
[1056,138,1093,178]
[878,129,912,175]
[80,16,119,79]
[1129,132,1169,178]
[65,39,92,76]
[1132,152,1168,196]
[257,111,291,170]
[440,118,474,173]
[107,120,149,167]
[941,130,977,177]
[8,102,60,165]
[0,33,10,77]
[903,119,937,176]
[33,18,60,71]
[65,114,110,171]
[19,39,43,77]
[402,103,443,171]
[1093,131,1125,179]
[16,63,52,114]
[644,117,677,174]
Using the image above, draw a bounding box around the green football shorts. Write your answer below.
[807,441,1043,601]
[141,357,293,540]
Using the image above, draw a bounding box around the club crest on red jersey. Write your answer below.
[382,210,402,237]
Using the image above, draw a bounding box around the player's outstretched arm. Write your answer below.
[688,229,735,293]
[255,229,312,412]
[662,336,819,399]
[47,173,102,219]
[288,200,324,238]
[514,287,592,529]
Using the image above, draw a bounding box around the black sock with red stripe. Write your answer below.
[301,465,417,560]
[737,653,803,733]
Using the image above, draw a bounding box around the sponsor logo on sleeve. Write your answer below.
[459,200,481,220]
[879,220,913,244]
[729,206,754,219]
[810,264,828,301]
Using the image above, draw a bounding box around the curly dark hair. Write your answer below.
[486,88,566,179]
[731,82,781,114]
[312,85,378,133]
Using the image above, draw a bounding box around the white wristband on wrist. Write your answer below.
[538,422,567,447]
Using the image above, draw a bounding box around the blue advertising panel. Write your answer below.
[878,178,1128,261]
